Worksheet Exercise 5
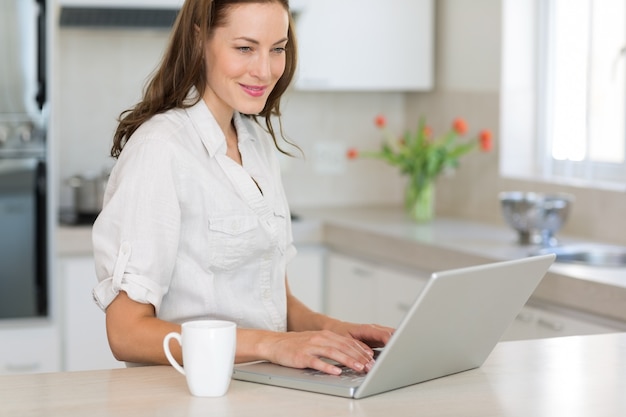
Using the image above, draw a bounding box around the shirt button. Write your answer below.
[263,290,271,299]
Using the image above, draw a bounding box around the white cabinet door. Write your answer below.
[292,0,434,91]
[502,304,623,341]
[287,245,325,313]
[0,324,60,375]
[376,267,427,328]
[325,252,428,327]
[326,253,378,323]
[60,257,124,371]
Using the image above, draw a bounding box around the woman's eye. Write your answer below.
[273,47,286,54]
[237,46,252,53]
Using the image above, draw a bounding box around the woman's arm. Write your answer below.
[105,291,181,365]
[105,290,382,375]
[105,291,284,366]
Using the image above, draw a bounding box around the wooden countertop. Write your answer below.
[2,333,625,417]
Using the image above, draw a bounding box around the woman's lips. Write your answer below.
[241,84,267,98]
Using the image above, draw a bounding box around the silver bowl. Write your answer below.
[499,191,574,246]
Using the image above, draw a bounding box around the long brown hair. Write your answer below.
[111,0,298,158]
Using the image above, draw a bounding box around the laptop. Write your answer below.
[233,254,555,399]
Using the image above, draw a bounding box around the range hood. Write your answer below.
[58,0,184,29]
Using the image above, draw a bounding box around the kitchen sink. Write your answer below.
[535,244,626,268]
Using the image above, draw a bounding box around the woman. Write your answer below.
[92,0,393,376]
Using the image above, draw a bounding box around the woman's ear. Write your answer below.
[194,24,204,52]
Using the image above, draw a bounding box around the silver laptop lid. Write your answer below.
[355,254,555,398]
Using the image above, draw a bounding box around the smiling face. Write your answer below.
[202,2,289,126]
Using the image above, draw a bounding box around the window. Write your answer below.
[500,0,626,189]
[539,0,626,185]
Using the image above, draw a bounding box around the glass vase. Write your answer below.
[405,179,435,222]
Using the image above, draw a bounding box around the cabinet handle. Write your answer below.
[5,362,41,373]
[515,311,534,323]
[537,317,564,332]
[351,267,373,277]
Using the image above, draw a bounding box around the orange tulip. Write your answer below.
[479,130,493,152]
[374,114,387,128]
[346,147,359,160]
[452,118,468,135]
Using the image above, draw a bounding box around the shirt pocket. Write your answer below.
[207,215,264,270]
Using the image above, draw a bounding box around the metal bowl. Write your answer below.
[499,191,574,246]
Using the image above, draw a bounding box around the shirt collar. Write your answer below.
[185,89,256,158]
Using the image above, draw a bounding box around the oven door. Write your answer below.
[0,158,47,319]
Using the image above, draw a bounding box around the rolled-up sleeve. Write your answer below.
[92,133,182,313]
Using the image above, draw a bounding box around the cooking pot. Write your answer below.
[66,172,108,219]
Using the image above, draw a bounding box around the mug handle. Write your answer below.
[163,332,185,375]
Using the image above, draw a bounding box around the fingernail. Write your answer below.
[354,362,365,371]
[365,360,375,371]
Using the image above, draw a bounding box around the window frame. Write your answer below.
[500,0,626,191]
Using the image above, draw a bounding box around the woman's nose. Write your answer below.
[250,52,271,81]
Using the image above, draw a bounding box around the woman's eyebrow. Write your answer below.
[234,36,289,45]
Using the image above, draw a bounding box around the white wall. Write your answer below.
[436,0,501,92]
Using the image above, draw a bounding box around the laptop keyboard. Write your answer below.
[302,349,381,382]
[303,367,367,383]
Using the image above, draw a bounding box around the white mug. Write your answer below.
[163,320,237,397]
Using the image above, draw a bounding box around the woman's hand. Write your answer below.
[245,321,394,376]
[325,321,395,349]
[247,329,378,376]
[280,279,395,375]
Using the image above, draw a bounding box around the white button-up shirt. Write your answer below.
[92,97,296,332]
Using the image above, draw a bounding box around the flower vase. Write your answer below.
[405,180,435,222]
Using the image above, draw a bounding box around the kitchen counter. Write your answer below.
[294,206,626,325]
[2,332,625,417]
[56,206,626,324]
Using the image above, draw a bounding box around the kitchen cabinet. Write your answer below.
[326,251,626,338]
[291,0,434,91]
[0,323,60,375]
[287,244,326,313]
[59,256,124,371]
[325,252,429,327]
[502,303,625,341]
[325,252,378,323]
